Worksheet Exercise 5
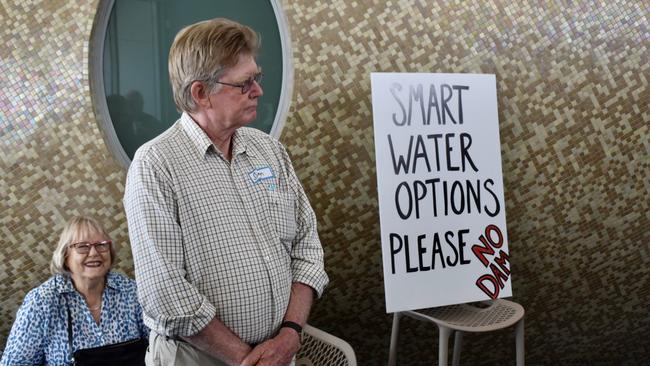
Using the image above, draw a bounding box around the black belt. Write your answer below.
[164,335,187,343]
[164,335,257,348]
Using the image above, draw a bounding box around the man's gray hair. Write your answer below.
[168,17,260,113]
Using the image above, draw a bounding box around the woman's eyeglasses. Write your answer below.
[69,240,112,254]
[214,72,263,94]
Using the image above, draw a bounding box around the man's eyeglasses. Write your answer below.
[69,240,112,254]
[214,72,263,94]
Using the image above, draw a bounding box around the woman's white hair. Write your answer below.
[50,216,116,275]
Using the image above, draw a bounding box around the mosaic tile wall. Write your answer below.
[0,0,648,365]
[280,0,649,365]
[0,0,134,337]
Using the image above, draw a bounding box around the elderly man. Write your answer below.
[124,18,328,366]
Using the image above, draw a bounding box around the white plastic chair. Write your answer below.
[296,324,357,366]
[388,299,525,366]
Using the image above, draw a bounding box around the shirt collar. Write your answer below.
[55,272,120,294]
[180,113,213,158]
[180,112,253,159]
[231,129,250,157]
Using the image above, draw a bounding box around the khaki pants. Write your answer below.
[146,331,296,366]
[146,332,227,366]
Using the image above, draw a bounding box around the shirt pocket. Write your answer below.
[267,190,298,252]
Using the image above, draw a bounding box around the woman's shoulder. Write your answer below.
[12,276,65,325]
[106,271,138,292]
[23,275,68,304]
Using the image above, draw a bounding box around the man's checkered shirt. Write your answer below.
[123,113,329,344]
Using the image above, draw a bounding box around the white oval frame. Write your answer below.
[89,0,293,168]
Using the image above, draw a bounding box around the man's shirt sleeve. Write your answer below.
[124,154,216,337]
[280,145,329,297]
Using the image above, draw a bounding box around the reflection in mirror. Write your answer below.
[102,0,283,159]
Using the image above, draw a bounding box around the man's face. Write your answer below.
[208,54,263,129]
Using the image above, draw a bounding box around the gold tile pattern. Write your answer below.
[280,0,649,364]
[0,0,134,339]
[0,0,648,364]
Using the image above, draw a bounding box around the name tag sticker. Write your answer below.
[249,166,275,184]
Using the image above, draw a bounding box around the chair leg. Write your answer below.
[451,331,463,366]
[388,312,402,366]
[515,318,525,366]
[438,326,451,366]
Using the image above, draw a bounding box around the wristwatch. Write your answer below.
[280,321,303,336]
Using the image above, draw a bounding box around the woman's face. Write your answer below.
[65,231,112,283]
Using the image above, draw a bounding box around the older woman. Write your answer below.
[0,216,148,365]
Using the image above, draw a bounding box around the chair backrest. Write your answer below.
[296,324,357,366]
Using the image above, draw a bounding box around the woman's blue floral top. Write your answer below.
[1,271,148,365]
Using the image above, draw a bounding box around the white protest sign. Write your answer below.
[371,73,511,313]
